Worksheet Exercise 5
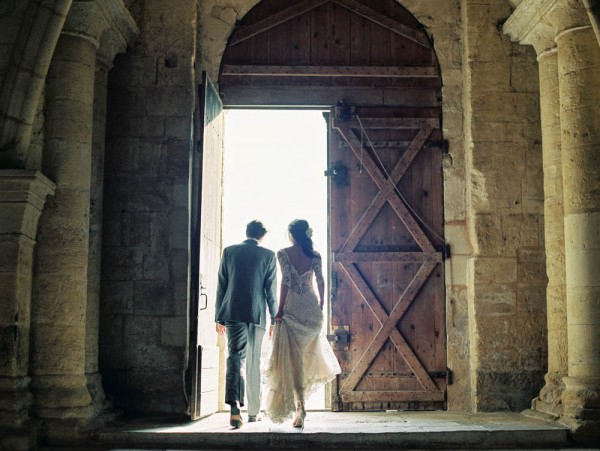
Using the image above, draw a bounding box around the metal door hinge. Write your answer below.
[435,243,451,260]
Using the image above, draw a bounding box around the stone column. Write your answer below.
[503,6,569,419]
[0,171,55,450]
[30,29,98,425]
[556,23,600,440]
[29,3,138,437]
[532,46,568,418]
[85,58,111,414]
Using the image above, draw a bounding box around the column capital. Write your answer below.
[0,170,56,213]
[63,0,139,56]
[504,0,590,54]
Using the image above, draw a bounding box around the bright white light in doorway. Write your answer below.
[222,109,327,255]
[222,109,329,410]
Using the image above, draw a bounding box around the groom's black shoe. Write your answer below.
[230,403,243,429]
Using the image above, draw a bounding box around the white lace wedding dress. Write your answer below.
[265,249,341,423]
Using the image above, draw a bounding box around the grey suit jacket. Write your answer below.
[215,239,278,328]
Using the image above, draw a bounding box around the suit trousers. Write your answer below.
[225,321,265,414]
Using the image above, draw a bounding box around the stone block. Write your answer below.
[146,87,193,117]
[169,208,189,250]
[517,250,547,284]
[121,212,153,247]
[111,55,157,88]
[470,61,511,91]
[0,274,17,319]
[127,367,181,392]
[472,141,526,174]
[108,87,147,116]
[165,116,192,141]
[128,176,174,212]
[99,314,123,347]
[157,58,193,87]
[161,316,187,347]
[174,281,188,316]
[471,92,539,123]
[474,283,517,315]
[124,315,160,343]
[101,247,144,281]
[104,138,139,174]
[142,251,170,282]
[123,343,182,370]
[445,255,468,286]
[137,139,163,175]
[134,281,172,315]
[444,222,471,255]
[172,179,188,208]
[0,238,19,270]
[100,281,134,314]
[158,139,190,176]
[107,114,165,139]
[516,284,546,316]
[101,210,121,246]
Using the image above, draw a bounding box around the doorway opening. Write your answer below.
[221,108,329,410]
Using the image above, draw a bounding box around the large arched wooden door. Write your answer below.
[219,0,446,411]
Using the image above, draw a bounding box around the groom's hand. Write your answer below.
[269,324,274,339]
[215,323,226,336]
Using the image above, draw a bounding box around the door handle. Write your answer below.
[199,286,208,311]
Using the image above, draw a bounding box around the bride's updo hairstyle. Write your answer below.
[288,219,320,258]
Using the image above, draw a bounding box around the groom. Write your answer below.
[215,220,278,428]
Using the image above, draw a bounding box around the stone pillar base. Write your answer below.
[531,372,565,418]
[31,374,118,445]
[560,376,600,443]
[0,376,38,450]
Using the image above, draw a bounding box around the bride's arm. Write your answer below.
[275,284,288,321]
[315,256,325,310]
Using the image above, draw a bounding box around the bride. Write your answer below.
[265,219,341,428]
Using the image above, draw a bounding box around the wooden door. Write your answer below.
[328,104,446,411]
[188,72,224,419]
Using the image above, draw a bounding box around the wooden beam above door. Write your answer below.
[222,65,439,78]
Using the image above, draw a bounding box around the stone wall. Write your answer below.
[100,0,197,415]
[463,0,547,411]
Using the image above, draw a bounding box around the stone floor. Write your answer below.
[52,410,599,450]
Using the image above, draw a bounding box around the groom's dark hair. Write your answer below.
[246,220,267,240]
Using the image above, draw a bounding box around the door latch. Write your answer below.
[327,325,350,351]
[324,163,348,187]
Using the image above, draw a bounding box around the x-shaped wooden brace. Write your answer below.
[332,118,443,399]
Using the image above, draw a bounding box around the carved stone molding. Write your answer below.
[504,0,589,53]
[63,0,139,56]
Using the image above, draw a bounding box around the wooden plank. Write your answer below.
[221,65,439,78]
[334,251,442,263]
[333,117,439,129]
[334,124,435,252]
[230,0,329,46]
[332,0,430,48]
[330,2,351,88]
[338,126,432,253]
[219,86,385,107]
[339,261,437,394]
[341,390,445,403]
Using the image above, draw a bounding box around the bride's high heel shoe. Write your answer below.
[292,401,306,429]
